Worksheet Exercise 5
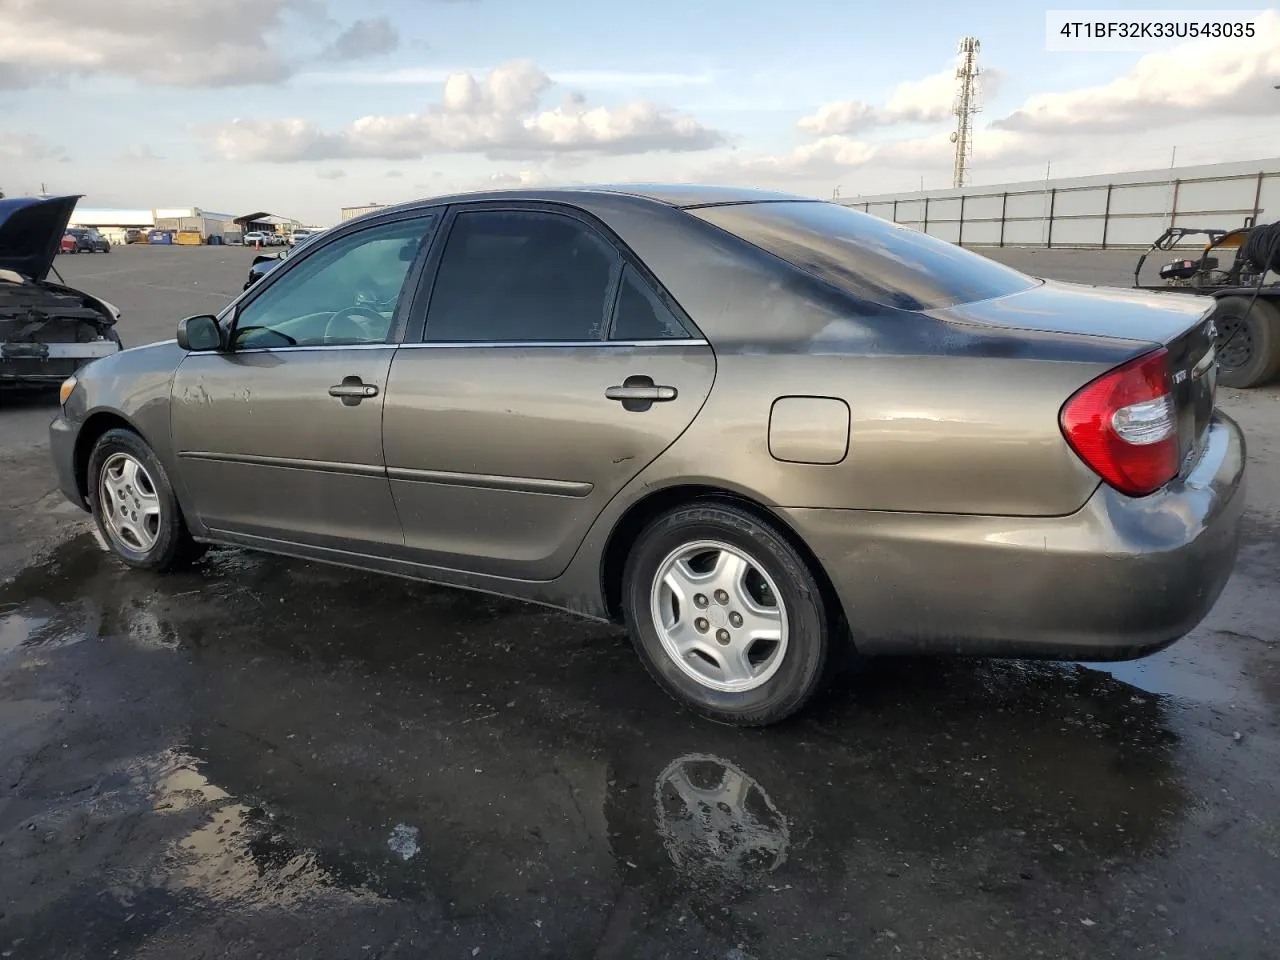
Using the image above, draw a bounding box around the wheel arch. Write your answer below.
[73,409,149,504]
[598,483,847,633]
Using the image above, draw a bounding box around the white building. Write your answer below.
[70,205,239,244]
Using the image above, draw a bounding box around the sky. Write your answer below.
[1,0,1279,225]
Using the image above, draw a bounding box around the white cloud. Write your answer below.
[797,61,1006,136]
[207,60,726,162]
[707,136,879,182]
[702,123,1095,191]
[295,66,719,90]
[0,0,311,87]
[0,0,396,88]
[481,169,551,189]
[119,143,164,162]
[795,100,879,137]
[707,13,1279,193]
[320,17,399,62]
[317,168,347,179]
[0,132,67,163]
[996,10,1280,134]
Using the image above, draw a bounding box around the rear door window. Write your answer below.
[690,201,1037,312]
[424,210,620,343]
[609,265,689,341]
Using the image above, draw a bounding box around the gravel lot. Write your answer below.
[1,243,1278,959]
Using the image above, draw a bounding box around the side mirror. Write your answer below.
[177,314,223,352]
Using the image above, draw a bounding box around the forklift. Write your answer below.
[1134,218,1280,388]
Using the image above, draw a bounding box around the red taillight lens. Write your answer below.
[1060,348,1179,497]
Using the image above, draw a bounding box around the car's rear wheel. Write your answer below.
[1212,296,1280,389]
[622,502,835,726]
[87,428,206,571]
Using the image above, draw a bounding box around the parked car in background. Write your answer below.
[243,231,268,246]
[289,229,313,246]
[66,227,111,253]
[2,195,123,386]
[124,228,144,244]
[243,229,324,290]
[60,233,77,255]
[47,185,1245,727]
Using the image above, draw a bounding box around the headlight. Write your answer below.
[59,376,78,407]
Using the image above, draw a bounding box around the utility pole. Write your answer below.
[951,37,982,189]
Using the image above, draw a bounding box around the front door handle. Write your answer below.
[606,375,677,412]
[329,376,379,406]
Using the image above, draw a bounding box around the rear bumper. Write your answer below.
[779,412,1246,659]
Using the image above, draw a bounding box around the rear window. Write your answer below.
[690,201,1037,312]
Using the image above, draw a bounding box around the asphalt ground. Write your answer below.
[1,243,1278,959]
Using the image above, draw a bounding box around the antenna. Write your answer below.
[952,37,981,190]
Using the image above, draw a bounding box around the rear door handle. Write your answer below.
[606,375,677,412]
[329,376,379,406]
[605,385,678,402]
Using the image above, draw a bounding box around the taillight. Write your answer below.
[1060,347,1179,497]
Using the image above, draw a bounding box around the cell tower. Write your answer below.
[950,37,982,189]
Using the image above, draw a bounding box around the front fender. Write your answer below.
[66,341,204,535]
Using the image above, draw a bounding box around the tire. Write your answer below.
[621,502,837,727]
[87,428,206,571]
[1212,296,1280,389]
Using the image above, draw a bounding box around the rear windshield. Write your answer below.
[690,201,1037,311]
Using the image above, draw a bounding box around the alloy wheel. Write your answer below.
[649,539,790,693]
[99,452,162,553]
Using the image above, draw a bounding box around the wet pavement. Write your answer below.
[3,246,1280,958]
[1,526,1278,959]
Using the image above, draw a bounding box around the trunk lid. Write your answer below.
[928,278,1213,344]
[1166,310,1219,478]
[931,278,1218,480]
[0,195,82,281]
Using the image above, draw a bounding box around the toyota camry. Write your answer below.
[48,184,1245,726]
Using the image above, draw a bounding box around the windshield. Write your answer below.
[690,201,1038,312]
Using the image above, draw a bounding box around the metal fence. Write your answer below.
[841,159,1280,248]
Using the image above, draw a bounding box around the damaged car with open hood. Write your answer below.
[1,195,123,387]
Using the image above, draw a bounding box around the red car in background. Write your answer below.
[59,233,77,254]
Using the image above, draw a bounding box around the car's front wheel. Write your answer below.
[87,428,206,570]
[622,502,837,726]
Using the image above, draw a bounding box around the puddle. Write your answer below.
[1081,628,1278,714]
[0,609,43,655]
[654,754,790,887]
[0,606,85,656]
[60,747,388,912]
[388,824,421,862]
[1086,654,1247,708]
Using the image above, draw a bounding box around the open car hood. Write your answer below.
[0,194,82,281]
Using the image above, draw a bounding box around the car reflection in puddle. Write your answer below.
[654,754,790,885]
[0,534,1252,958]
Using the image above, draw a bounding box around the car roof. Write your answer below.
[359,183,818,219]
[564,183,813,208]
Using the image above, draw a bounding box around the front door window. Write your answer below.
[233,217,437,350]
